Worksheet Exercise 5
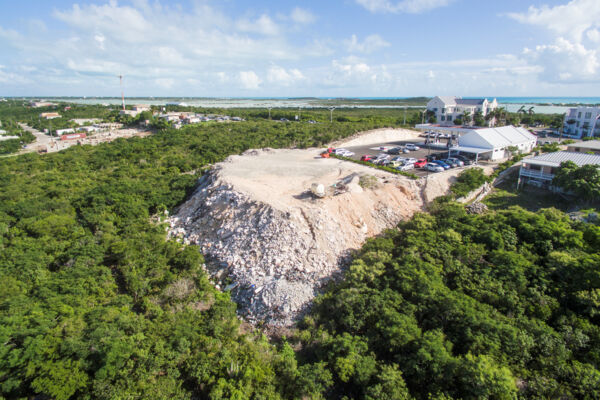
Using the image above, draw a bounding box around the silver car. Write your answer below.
[425,163,444,172]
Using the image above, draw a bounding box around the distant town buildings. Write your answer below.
[29,101,57,108]
[426,96,498,126]
[158,112,244,128]
[39,112,61,119]
[563,106,600,138]
[519,151,600,189]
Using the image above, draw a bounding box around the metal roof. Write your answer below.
[524,151,600,167]
[459,125,536,149]
[456,98,485,105]
[450,146,492,154]
[567,140,600,150]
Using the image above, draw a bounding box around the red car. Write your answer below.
[360,155,374,162]
[414,158,427,168]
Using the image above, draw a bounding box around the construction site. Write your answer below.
[167,128,473,331]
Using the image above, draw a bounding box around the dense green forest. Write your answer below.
[0,106,405,399]
[1,101,598,399]
[295,203,600,399]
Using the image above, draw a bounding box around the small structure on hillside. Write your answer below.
[518,151,600,189]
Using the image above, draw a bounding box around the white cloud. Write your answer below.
[94,33,105,50]
[588,29,600,43]
[345,34,390,53]
[523,38,599,82]
[237,14,280,36]
[290,7,315,24]
[267,66,305,86]
[239,70,262,89]
[508,0,600,83]
[355,0,453,14]
[507,0,600,42]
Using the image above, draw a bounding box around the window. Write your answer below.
[528,164,541,171]
[441,108,446,114]
[578,112,582,118]
[585,112,592,119]
[441,116,446,121]
[447,116,452,121]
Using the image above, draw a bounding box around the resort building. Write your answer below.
[518,151,600,189]
[566,140,600,155]
[449,125,537,161]
[563,106,600,138]
[426,96,498,126]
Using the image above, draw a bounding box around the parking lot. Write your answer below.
[341,138,461,177]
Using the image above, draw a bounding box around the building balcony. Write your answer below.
[519,168,554,181]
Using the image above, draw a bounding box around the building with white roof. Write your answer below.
[566,140,600,155]
[426,96,498,126]
[563,106,600,138]
[519,151,600,189]
[449,125,537,161]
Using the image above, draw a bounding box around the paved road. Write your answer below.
[19,123,58,153]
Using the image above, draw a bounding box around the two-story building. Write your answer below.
[518,151,600,189]
[426,96,498,126]
[563,106,600,138]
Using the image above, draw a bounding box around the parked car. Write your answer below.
[388,157,404,167]
[374,155,390,165]
[414,158,427,168]
[432,160,451,169]
[455,155,474,165]
[360,155,374,162]
[402,147,411,154]
[387,147,403,155]
[425,163,444,172]
[403,157,417,164]
[397,163,415,171]
[405,143,420,151]
[379,146,389,152]
[446,157,464,167]
[442,158,459,168]
[334,148,354,157]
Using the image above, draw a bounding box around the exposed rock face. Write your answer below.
[168,148,457,328]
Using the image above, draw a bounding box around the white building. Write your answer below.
[450,125,537,161]
[566,140,600,155]
[426,96,498,126]
[563,106,600,138]
[519,151,600,189]
[132,104,151,112]
[55,128,75,135]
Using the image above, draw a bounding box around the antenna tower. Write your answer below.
[118,75,125,111]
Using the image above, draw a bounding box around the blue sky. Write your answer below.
[1,0,599,96]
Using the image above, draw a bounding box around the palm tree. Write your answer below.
[462,110,472,126]
[517,105,526,115]
[527,106,535,115]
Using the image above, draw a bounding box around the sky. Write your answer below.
[1,0,600,97]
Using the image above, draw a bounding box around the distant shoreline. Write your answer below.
[6,96,600,114]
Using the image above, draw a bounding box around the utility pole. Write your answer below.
[119,75,125,111]
[267,107,272,120]
[328,107,336,123]
[403,106,407,125]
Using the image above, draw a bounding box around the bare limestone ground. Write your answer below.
[168,128,466,329]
